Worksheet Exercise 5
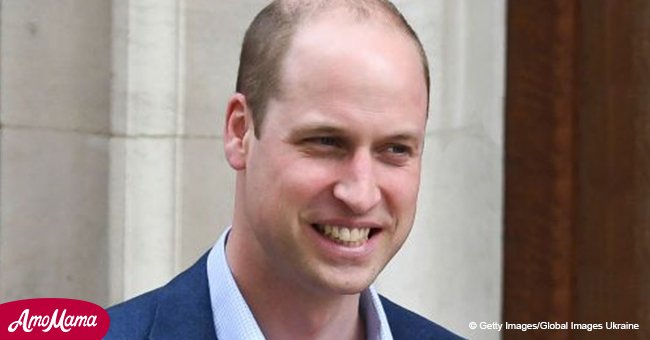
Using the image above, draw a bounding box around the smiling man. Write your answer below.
[107,1,461,339]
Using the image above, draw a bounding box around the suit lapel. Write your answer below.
[149,252,218,340]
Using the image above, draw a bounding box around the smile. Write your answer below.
[313,224,374,247]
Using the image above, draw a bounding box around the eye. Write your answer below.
[305,136,342,148]
[298,136,348,158]
[315,136,339,146]
[386,144,411,155]
[380,144,414,165]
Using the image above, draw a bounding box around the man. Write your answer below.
[107,0,462,339]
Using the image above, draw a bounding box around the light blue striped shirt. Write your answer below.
[207,227,393,340]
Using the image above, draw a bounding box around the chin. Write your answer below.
[318,273,377,296]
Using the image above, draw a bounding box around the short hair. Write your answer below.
[235,0,430,136]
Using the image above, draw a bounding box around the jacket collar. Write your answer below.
[149,252,218,340]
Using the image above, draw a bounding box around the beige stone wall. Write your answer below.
[0,1,503,338]
[0,0,111,303]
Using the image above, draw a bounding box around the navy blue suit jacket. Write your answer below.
[106,252,462,339]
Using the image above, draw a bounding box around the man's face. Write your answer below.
[235,15,428,296]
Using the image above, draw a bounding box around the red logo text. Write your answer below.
[0,298,109,339]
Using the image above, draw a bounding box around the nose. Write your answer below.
[333,151,381,214]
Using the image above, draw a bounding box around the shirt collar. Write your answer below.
[207,227,394,340]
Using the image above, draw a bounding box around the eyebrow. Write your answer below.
[288,125,346,139]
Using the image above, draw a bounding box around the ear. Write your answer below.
[224,93,254,170]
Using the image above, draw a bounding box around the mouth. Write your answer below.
[311,223,380,247]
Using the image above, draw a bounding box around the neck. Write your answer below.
[249,290,366,340]
[226,226,367,340]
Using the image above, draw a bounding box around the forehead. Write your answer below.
[280,13,426,107]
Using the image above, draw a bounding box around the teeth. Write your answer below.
[316,224,371,245]
[340,228,350,241]
[350,228,359,240]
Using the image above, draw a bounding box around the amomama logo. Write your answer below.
[0,298,109,339]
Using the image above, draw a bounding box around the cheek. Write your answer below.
[380,167,421,211]
[280,160,338,199]
[249,150,337,208]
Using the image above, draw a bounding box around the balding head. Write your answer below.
[235,0,430,136]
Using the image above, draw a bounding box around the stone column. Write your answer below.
[109,0,186,302]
